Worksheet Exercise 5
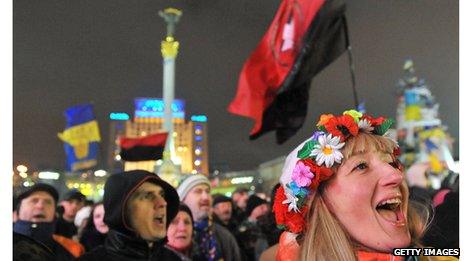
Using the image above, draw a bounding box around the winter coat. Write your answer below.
[79,227,106,252]
[77,230,181,261]
[236,219,268,261]
[13,232,55,261]
[55,216,78,239]
[77,170,180,261]
[13,220,85,261]
[164,245,192,261]
[212,223,241,261]
[212,213,238,234]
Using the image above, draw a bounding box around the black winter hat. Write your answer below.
[178,203,194,224]
[103,170,179,236]
[245,194,268,217]
[62,189,86,202]
[213,195,232,207]
[233,187,249,195]
[16,183,59,209]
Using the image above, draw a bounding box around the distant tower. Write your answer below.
[158,8,183,187]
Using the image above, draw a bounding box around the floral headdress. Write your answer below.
[273,109,398,234]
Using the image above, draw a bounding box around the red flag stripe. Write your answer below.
[119,132,168,149]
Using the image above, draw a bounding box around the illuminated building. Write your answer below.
[210,156,285,196]
[121,98,209,176]
[107,112,129,173]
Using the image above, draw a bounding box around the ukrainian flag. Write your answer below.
[58,104,101,171]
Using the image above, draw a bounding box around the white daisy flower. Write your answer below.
[282,189,300,212]
[358,118,374,133]
[310,134,345,168]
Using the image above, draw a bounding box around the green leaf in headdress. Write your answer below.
[297,140,318,159]
[296,196,305,209]
[318,125,327,132]
[374,118,395,136]
[277,224,287,231]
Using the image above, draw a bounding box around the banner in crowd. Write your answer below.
[58,104,101,171]
[119,132,168,161]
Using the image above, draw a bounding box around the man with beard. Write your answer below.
[77,170,182,261]
[13,183,85,260]
[177,175,241,261]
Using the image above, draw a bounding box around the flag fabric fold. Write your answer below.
[228,0,349,144]
[119,132,168,162]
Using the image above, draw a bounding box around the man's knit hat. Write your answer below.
[177,174,211,201]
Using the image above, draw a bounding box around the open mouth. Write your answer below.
[153,215,165,225]
[33,214,46,219]
[375,197,406,226]
[175,235,187,240]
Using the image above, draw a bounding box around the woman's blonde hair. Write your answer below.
[299,133,430,261]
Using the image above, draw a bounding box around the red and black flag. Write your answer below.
[228,0,350,144]
[119,132,168,161]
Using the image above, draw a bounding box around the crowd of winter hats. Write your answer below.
[273,109,397,234]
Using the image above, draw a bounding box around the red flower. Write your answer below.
[302,159,334,190]
[361,115,385,126]
[286,205,308,233]
[323,115,359,141]
[273,186,288,225]
[273,185,310,233]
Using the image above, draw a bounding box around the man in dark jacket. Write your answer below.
[212,194,237,233]
[78,170,182,261]
[55,189,86,239]
[231,187,249,225]
[236,195,270,261]
[13,183,85,260]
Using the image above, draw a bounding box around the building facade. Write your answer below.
[109,98,209,176]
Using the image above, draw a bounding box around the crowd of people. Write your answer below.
[12,110,459,260]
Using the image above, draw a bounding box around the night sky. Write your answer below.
[13,1,459,173]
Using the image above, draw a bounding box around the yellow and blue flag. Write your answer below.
[58,104,101,171]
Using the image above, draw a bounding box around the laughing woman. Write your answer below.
[273,110,457,261]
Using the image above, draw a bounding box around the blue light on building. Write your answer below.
[110,112,130,121]
[134,98,185,119]
[191,115,207,122]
